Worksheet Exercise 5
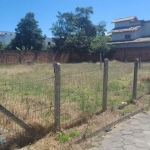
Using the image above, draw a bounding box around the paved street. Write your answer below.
[89,111,150,150]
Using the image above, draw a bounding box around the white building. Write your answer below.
[43,37,53,46]
[108,16,150,48]
[0,31,53,46]
[0,31,15,45]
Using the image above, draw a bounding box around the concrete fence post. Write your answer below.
[132,58,139,101]
[102,58,108,112]
[139,57,141,69]
[100,53,102,70]
[54,63,61,131]
[0,104,31,131]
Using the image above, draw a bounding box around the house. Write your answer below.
[108,16,150,61]
[108,16,150,48]
[0,31,53,47]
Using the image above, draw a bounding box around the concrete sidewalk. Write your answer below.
[89,111,150,150]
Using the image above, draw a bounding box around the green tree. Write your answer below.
[75,7,97,37]
[0,43,5,50]
[0,43,11,50]
[51,11,77,51]
[65,30,91,60]
[50,6,96,55]
[10,12,45,50]
[91,35,111,53]
[96,22,107,36]
[51,7,114,61]
[90,35,115,60]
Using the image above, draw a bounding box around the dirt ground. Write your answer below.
[4,95,147,150]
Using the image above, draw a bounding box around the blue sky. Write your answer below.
[1,0,150,37]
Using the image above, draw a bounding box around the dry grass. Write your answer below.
[0,61,150,149]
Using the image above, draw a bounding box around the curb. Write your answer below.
[75,105,148,144]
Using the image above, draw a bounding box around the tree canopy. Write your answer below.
[50,7,112,58]
[90,35,112,53]
[10,12,45,50]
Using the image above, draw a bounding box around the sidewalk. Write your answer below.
[88,111,150,150]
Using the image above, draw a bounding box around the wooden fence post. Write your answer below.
[102,58,108,112]
[132,58,139,101]
[54,63,61,131]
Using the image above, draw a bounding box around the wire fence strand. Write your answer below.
[0,61,150,142]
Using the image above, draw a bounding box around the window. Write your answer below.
[125,34,131,40]
[48,42,51,45]
[5,33,7,35]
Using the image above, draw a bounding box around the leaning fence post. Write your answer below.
[0,104,31,131]
[102,58,108,112]
[54,62,61,131]
[132,58,139,101]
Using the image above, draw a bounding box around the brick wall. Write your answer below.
[1,48,150,65]
[113,47,150,62]
[0,50,73,64]
[0,50,103,65]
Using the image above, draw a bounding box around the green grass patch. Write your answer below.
[57,130,79,143]
[122,104,137,114]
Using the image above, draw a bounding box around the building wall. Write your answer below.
[112,21,150,42]
[43,38,53,46]
[112,31,136,41]
[134,26,144,39]
[112,22,145,42]
[115,21,131,28]
[115,21,141,28]
[130,21,142,26]
[0,31,53,46]
[0,34,15,44]
[143,22,150,36]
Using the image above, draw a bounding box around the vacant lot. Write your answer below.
[0,61,150,149]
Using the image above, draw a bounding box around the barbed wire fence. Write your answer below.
[138,58,150,97]
[0,69,55,142]
[0,57,150,146]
